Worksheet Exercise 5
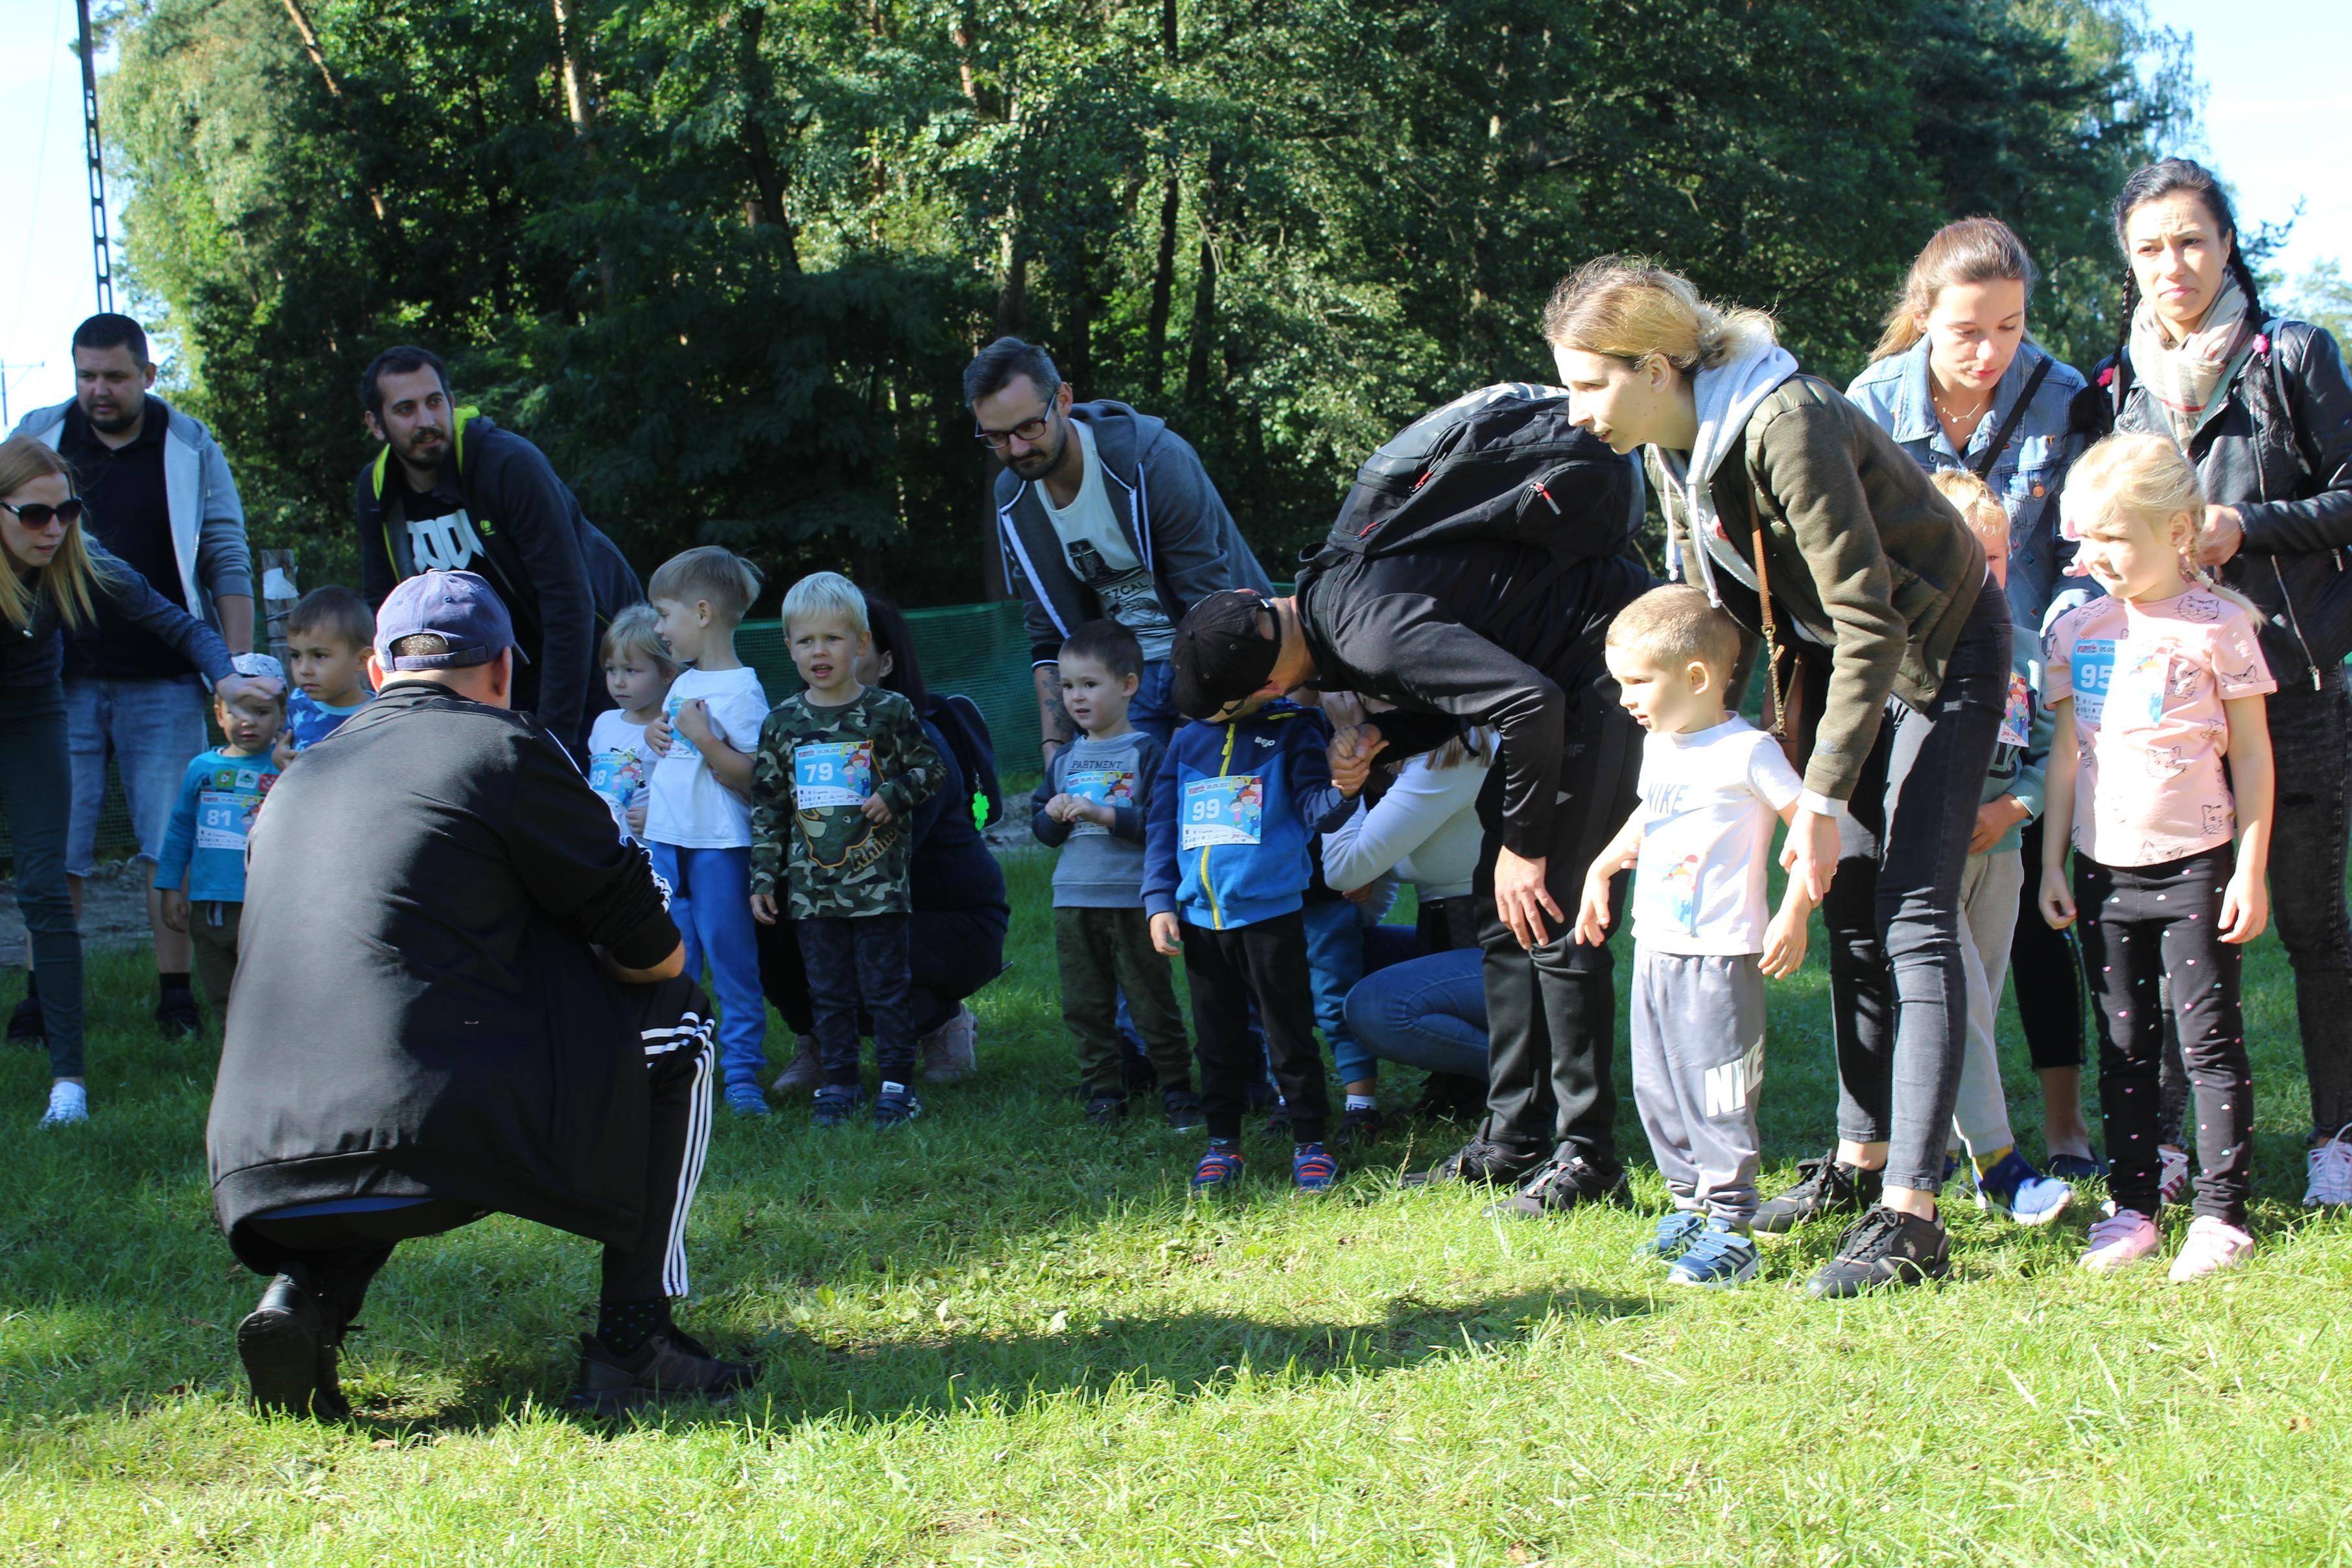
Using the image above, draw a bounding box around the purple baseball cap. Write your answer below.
[373,570,530,671]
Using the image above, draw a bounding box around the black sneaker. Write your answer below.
[1085,1094,1129,1125]
[1398,1134,1547,1189]
[1334,1103,1386,1148]
[237,1270,347,1418]
[569,1328,756,1414]
[812,1084,863,1127]
[1407,1071,1484,1121]
[1162,1090,1205,1132]
[6,979,41,1046]
[155,984,202,1039]
[1491,1154,1630,1219]
[873,1086,923,1127]
[1804,1205,1952,1298]
[1753,1150,1883,1235]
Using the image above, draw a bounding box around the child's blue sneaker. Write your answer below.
[1191,1141,1245,1191]
[1631,1210,1708,1267]
[873,1083,923,1128]
[1974,1149,2074,1227]
[811,1084,862,1128]
[726,1082,771,1118]
[1666,1219,1760,1289]
[1291,1142,1339,1192]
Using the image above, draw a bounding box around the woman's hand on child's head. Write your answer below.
[1149,912,1182,956]
[644,711,674,755]
[2038,865,2076,930]
[2218,866,2269,945]
[861,795,893,823]
[749,892,778,926]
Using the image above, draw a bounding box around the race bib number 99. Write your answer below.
[2069,638,2114,727]
[795,740,875,808]
[1181,775,1264,849]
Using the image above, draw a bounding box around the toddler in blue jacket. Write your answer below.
[156,653,287,1016]
[1145,693,1350,1192]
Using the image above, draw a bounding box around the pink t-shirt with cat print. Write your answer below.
[2045,589,2275,869]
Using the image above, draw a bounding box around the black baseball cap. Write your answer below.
[1171,589,1281,720]
[374,570,529,670]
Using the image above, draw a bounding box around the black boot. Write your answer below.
[239,1269,333,1417]
[570,1328,757,1414]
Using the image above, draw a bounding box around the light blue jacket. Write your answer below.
[1845,340,2087,631]
[14,395,253,631]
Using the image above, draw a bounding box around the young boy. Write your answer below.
[749,572,944,1129]
[644,547,773,1117]
[1144,678,1348,1192]
[275,586,375,766]
[1573,585,1813,1288]
[1926,468,2075,1224]
[1032,620,1199,1128]
[587,604,679,844]
[156,653,288,1017]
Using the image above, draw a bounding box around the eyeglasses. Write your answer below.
[0,498,85,530]
[974,389,1061,451]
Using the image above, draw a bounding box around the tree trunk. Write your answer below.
[550,0,615,305]
[734,3,801,270]
[277,0,386,222]
[1144,174,1179,396]
[1183,147,1226,404]
[996,229,1028,337]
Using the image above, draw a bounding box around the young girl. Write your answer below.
[2040,432,2276,1280]
[586,604,679,844]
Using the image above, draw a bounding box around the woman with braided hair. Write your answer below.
[2084,157,2352,1208]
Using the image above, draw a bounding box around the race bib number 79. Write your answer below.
[794,740,874,808]
[1180,774,1264,849]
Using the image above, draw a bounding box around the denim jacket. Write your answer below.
[1846,340,2089,630]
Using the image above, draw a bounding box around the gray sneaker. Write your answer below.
[770,1036,821,1094]
[919,1005,978,1083]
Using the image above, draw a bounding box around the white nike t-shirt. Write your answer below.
[644,666,771,850]
[1630,716,1803,955]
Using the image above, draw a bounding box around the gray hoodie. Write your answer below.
[994,401,1271,665]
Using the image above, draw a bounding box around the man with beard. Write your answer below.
[967,337,1272,758]
[353,345,642,757]
[12,313,255,1039]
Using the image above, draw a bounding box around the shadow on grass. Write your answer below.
[336,1283,1655,1438]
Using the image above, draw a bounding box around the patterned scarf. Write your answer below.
[2128,268,2252,444]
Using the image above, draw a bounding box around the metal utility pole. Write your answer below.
[75,0,115,314]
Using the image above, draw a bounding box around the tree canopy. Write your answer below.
[103,0,2195,600]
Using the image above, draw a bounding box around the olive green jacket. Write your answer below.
[1654,375,1987,806]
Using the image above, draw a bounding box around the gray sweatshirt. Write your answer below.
[1031,730,1166,907]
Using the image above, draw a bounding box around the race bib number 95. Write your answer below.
[795,740,874,808]
[1181,775,1264,850]
[2069,638,2114,727]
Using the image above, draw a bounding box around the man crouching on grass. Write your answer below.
[205,571,751,1417]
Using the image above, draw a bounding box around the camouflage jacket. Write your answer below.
[749,686,945,919]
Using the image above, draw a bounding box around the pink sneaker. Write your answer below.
[2167,1215,2254,1282]
[2158,1145,2191,1206]
[2080,1208,2161,1274]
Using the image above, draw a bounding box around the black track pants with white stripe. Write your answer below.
[241,976,718,1320]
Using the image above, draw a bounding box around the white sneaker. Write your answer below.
[919,1005,978,1084]
[770,1036,821,1094]
[2305,1124,2352,1209]
[2167,1214,2255,1282]
[2158,1145,2191,1206]
[38,1081,88,1127]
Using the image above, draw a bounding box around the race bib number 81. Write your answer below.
[795,740,874,808]
[1181,775,1264,849]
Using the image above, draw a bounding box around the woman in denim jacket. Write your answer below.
[1846,217,2100,1178]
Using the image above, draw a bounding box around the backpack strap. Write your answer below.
[2261,318,2321,483]
[1968,357,2053,482]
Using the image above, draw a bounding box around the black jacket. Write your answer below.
[355,412,644,752]
[206,683,681,1268]
[1,543,233,690]
[1294,450,1654,858]
[2096,318,2352,683]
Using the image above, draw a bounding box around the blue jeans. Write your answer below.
[797,913,916,1086]
[1302,898,1374,1084]
[64,674,209,874]
[648,843,767,1090]
[1129,659,1179,747]
[1344,947,1489,1080]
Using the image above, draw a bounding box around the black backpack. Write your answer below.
[1306,384,1643,572]
[926,692,1004,829]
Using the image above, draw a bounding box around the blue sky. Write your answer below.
[0,0,2344,420]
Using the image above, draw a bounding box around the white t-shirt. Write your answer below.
[1630,716,1803,955]
[1042,420,1175,661]
[645,666,771,849]
[585,708,655,844]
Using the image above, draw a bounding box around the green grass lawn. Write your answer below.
[5,848,2350,1566]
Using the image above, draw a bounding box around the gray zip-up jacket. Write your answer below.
[14,396,253,630]
[994,401,1271,665]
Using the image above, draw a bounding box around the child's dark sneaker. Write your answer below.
[2045,1150,2109,1182]
[1753,1149,1882,1235]
[155,983,202,1039]
[1398,1135,1546,1189]
[1631,1210,1708,1267]
[811,1084,862,1127]
[1162,1090,1205,1132]
[1491,1154,1629,1218]
[569,1328,755,1414]
[1190,1141,1245,1191]
[1292,1141,1339,1191]
[1804,1205,1951,1298]
[873,1083,923,1127]
[725,1082,771,1117]
[1085,1094,1129,1125]
[1666,1219,1760,1289]
[1334,1103,1385,1147]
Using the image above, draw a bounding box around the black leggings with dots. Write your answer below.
[2075,846,2253,1227]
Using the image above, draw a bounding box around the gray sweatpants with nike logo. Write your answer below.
[1630,946,1766,1224]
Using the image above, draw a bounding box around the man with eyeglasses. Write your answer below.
[12,312,255,1042]
[967,336,1271,759]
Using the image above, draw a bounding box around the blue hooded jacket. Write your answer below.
[1143,700,1343,930]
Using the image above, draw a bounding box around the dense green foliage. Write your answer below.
[105,0,2192,600]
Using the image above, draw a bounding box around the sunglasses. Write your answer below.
[0,498,85,530]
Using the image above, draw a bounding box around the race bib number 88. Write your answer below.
[1181,775,1264,850]
[795,740,874,808]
